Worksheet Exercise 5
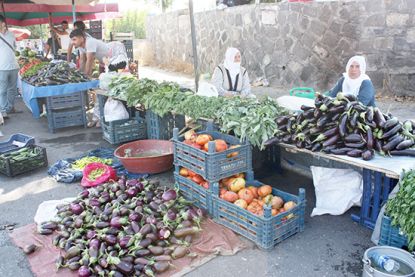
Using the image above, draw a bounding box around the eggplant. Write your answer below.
[95,222,109,229]
[303,109,315,119]
[138,238,152,249]
[301,105,314,111]
[396,139,414,150]
[134,257,150,265]
[322,145,337,153]
[374,140,383,152]
[67,262,81,271]
[322,126,338,138]
[130,221,140,233]
[104,235,117,246]
[382,135,405,151]
[134,249,150,257]
[145,232,158,242]
[347,149,363,157]
[328,147,353,155]
[314,108,322,118]
[390,149,415,157]
[316,115,329,128]
[148,246,164,255]
[381,123,402,139]
[322,134,340,148]
[41,222,58,230]
[115,261,133,274]
[139,224,152,236]
[339,114,348,137]
[276,115,289,125]
[345,142,366,149]
[153,261,170,273]
[311,143,322,152]
[374,107,386,127]
[366,128,374,150]
[331,113,341,122]
[345,94,357,102]
[78,265,91,277]
[345,134,363,143]
[384,117,399,129]
[23,244,37,255]
[38,228,53,235]
[362,149,374,161]
[65,246,81,260]
[349,112,359,128]
[366,107,374,122]
[328,105,345,115]
[172,246,188,259]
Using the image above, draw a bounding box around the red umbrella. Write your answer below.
[9,27,31,41]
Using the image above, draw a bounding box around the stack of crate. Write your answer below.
[46,91,87,133]
[172,122,306,249]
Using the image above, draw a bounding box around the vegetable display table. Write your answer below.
[277,143,415,229]
[20,80,99,118]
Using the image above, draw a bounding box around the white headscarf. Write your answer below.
[342,55,370,97]
[223,47,241,83]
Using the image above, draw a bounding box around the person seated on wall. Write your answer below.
[328,55,376,107]
[211,47,254,98]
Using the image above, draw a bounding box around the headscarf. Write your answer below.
[223,47,241,83]
[342,55,370,97]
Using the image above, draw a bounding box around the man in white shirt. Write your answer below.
[53,20,70,54]
[0,15,19,118]
[70,29,128,76]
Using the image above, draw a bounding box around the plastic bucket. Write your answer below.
[362,246,415,277]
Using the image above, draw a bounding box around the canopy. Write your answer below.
[9,27,30,40]
[2,3,120,26]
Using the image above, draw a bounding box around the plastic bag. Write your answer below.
[99,72,119,90]
[197,82,219,97]
[276,95,315,112]
[34,197,76,228]
[104,98,129,122]
[310,166,363,216]
[81,162,116,188]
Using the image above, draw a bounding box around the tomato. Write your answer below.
[196,134,211,146]
[238,188,254,204]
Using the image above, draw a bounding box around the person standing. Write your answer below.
[0,15,19,118]
[53,20,70,55]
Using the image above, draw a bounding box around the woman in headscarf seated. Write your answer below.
[328,55,376,106]
[211,47,253,98]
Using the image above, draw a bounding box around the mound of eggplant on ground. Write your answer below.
[266,93,415,160]
[38,177,203,277]
[23,62,89,86]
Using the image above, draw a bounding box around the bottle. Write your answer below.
[370,252,400,273]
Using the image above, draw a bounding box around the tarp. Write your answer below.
[20,79,99,118]
[2,3,120,26]
[10,219,247,277]
[9,27,31,41]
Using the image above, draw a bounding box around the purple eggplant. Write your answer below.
[99,258,109,268]
[78,190,89,199]
[115,261,133,274]
[382,135,405,151]
[131,221,140,233]
[162,189,177,201]
[89,198,100,207]
[126,187,138,198]
[104,235,117,246]
[95,221,109,229]
[347,149,363,157]
[78,265,91,277]
[134,249,150,257]
[158,228,171,240]
[128,212,142,222]
[70,203,84,215]
[381,123,402,139]
[390,149,415,157]
[396,139,414,150]
[118,236,132,249]
[138,238,152,248]
[110,217,129,229]
[86,230,96,240]
[322,134,340,148]
[153,261,170,273]
[89,238,100,249]
[362,149,374,161]
[126,179,138,187]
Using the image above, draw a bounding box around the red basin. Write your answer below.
[114,140,174,174]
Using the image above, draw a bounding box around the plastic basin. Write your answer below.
[114,140,173,174]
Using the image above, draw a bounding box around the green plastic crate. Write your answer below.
[289,87,316,99]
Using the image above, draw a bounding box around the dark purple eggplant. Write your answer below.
[64,246,81,260]
[130,221,140,234]
[382,135,405,151]
[106,228,119,236]
[89,198,100,207]
[328,105,345,115]
[366,107,374,122]
[296,140,305,148]
[134,249,150,257]
[282,134,291,143]
[138,238,152,248]
[67,262,81,271]
[311,143,322,152]
[322,126,338,138]
[118,236,132,249]
[345,134,363,143]
[374,140,383,152]
[109,270,124,277]
[23,244,37,255]
[41,222,58,230]
[390,149,415,157]
[381,123,402,139]
[38,228,53,235]
[139,224,152,236]
[115,261,133,275]
[148,246,164,255]
[349,112,359,128]
[134,257,150,265]
[332,113,341,122]
[104,235,117,246]
[149,201,160,212]
[345,142,366,149]
[276,115,289,125]
[322,145,337,153]
[396,139,414,150]
[384,117,399,129]
[322,134,340,148]
[366,128,374,150]
[122,256,135,264]
[86,230,96,240]
[339,114,348,137]
[89,238,100,249]
[70,203,84,215]
[172,246,188,259]
[153,261,170,273]
[347,149,363,157]
[316,115,329,128]
[329,148,355,155]
[134,264,145,271]
[99,258,109,268]
[362,149,374,161]
[110,217,129,229]
[374,107,386,127]
[162,189,177,201]
[95,222,109,229]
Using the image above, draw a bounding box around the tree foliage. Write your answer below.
[105,10,147,39]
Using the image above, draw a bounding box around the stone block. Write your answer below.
[243,13,252,25]
[341,23,360,40]
[393,37,411,51]
[313,44,329,59]
[301,33,317,49]
[310,20,327,37]
[293,42,311,61]
[300,64,317,82]
[261,10,276,25]
[235,14,242,26]
[299,16,310,31]
[263,26,280,39]
[318,5,332,23]
[373,37,394,50]
[386,13,410,27]
[365,14,386,27]
[288,60,302,74]
[322,30,339,49]
[406,28,415,43]
[329,21,341,34]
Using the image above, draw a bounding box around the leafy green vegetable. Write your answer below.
[386,169,415,250]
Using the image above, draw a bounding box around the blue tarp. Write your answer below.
[48,147,148,183]
[21,80,99,118]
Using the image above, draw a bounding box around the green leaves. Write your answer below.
[386,169,415,250]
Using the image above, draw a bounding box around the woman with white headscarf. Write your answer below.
[328,55,376,106]
[211,47,252,97]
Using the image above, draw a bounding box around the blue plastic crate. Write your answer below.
[46,91,87,110]
[379,215,408,249]
[195,118,220,132]
[0,145,48,177]
[0,134,35,154]
[47,107,87,133]
[351,169,398,230]
[174,171,212,212]
[211,179,306,250]
[173,124,252,182]
[102,116,146,145]
[146,110,186,140]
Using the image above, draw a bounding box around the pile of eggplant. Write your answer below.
[23,62,89,86]
[266,93,415,160]
[38,177,203,277]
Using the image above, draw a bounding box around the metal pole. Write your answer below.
[72,0,76,22]
[189,0,199,91]
[48,12,57,56]
[1,0,5,17]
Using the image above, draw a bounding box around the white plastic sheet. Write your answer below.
[34,197,76,228]
[104,98,129,122]
[311,166,363,216]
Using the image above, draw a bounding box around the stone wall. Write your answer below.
[146,0,415,96]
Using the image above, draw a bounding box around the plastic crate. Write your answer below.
[46,91,86,110]
[289,87,315,99]
[173,125,252,182]
[195,118,220,132]
[379,215,408,249]
[47,107,87,133]
[102,116,146,145]
[146,110,186,140]
[123,40,134,62]
[0,133,35,154]
[351,169,398,230]
[211,179,306,250]
[174,171,212,212]
[0,145,48,177]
